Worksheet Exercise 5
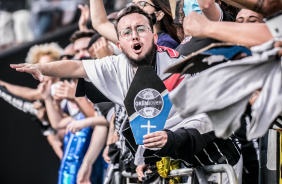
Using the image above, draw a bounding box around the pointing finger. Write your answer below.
[10,63,28,69]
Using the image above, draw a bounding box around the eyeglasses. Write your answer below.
[60,54,74,60]
[127,1,158,10]
[118,25,151,40]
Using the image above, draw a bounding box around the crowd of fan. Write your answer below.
[1,0,282,183]
[0,0,128,51]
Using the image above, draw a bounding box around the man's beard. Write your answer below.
[122,41,156,67]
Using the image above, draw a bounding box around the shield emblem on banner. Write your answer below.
[124,67,172,145]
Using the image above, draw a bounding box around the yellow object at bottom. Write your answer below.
[156,157,182,183]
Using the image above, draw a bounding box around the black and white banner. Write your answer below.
[0,85,37,115]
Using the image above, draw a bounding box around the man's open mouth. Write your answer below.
[132,43,143,54]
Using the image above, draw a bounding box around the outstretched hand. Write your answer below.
[78,4,90,31]
[10,63,44,82]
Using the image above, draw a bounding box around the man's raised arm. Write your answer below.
[90,0,118,43]
[222,0,282,17]
[183,12,272,47]
[10,60,87,82]
[198,0,221,21]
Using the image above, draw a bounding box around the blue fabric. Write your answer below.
[130,93,172,145]
[90,152,106,184]
[157,33,179,49]
[58,112,104,184]
[183,0,202,16]
[202,46,252,60]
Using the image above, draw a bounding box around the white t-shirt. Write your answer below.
[82,46,184,106]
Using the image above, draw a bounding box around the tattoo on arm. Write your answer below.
[253,0,265,13]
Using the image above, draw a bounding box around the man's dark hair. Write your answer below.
[218,1,240,18]
[114,5,154,40]
[70,30,95,43]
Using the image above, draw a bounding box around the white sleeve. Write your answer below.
[82,55,134,106]
[106,107,115,123]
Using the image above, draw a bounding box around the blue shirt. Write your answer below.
[156,32,179,49]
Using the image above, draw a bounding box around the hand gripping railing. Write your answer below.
[121,164,238,184]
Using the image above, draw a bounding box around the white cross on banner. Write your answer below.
[141,120,156,134]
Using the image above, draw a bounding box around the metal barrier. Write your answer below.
[203,164,238,184]
[121,171,138,184]
[121,164,238,184]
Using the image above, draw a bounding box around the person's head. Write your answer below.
[60,44,75,60]
[215,0,240,19]
[26,42,63,82]
[70,30,95,59]
[26,43,63,64]
[131,0,180,43]
[236,9,264,23]
[115,5,157,67]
